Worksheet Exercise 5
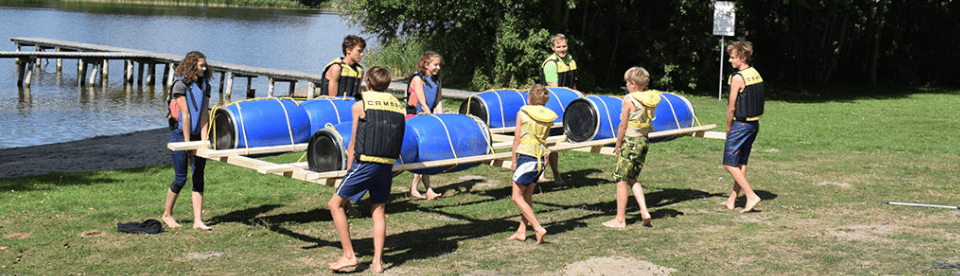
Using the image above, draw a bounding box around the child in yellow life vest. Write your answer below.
[506,84,555,245]
[602,67,661,229]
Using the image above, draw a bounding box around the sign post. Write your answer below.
[713,1,735,100]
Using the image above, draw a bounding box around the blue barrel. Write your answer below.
[307,121,418,172]
[405,114,492,175]
[649,93,697,142]
[300,96,355,135]
[541,87,584,125]
[307,114,491,175]
[562,95,623,142]
[459,89,527,129]
[211,98,311,150]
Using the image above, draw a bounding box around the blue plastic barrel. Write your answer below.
[405,114,492,175]
[542,87,585,125]
[649,93,697,142]
[211,98,310,150]
[562,95,623,142]
[300,96,355,134]
[307,114,491,175]
[307,121,418,172]
[459,89,527,129]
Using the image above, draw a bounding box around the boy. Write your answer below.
[506,84,554,245]
[326,66,404,273]
[602,67,659,229]
[719,40,765,214]
[321,35,366,97]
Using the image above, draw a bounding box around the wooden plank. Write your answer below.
[305,151,515,181]
[258,162,309,174]
[199,143,308,158]
[167,141,207,151]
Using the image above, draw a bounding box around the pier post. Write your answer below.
[34,47,41,69]
[246,77,254,99]
[89,60,100,86]
[16,60,26,87]
[267,77,276,97]
[288,81,296,97]
[137,61,145,85]
[14,42,20,65]
[218,71,226,104]
[78,59,87,86]
[224,71,234,104]
[165,63,175,87]
[101,59,109,84]
[55,47,62,72]
[146,62,156,86]
[307,82,316,99]
[124,60,133,84]
[24,60,34,87]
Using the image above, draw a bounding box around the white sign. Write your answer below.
[713,1,735,36]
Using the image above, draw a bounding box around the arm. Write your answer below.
[325,64,342,97]
[346,102,363,170]
[727,75,745,133]
[174,96,194,156]
[613,98,634,155]
[434,82,443,114]
[199,96,210,142]
[511,114,523,171]
[411,76,431,114]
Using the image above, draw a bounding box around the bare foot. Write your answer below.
[740,197,761,213]
[410,189,425,199]
[601,219,626,229]
[506,232,526,242]
[640,213,652,227]
[554,177,565,185]
[346,207,362,217]
[535,228,547,245]
[161,215,181,228]
[720,199,736,210]
[328,256,358,271]
[371,259,384,274]
[193,223,212,231]
[426,189,441,200]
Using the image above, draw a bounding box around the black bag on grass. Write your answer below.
[117,219,165,234]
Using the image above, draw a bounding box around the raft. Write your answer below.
[562,92,698,143]
[211,98,311,150]
[459,87,583,129]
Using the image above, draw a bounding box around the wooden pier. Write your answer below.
[6,37,475,102]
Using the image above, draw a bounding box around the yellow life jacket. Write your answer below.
[624,90,662,138]
[515,105,557,159]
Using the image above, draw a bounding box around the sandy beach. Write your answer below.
[0,128,171,179]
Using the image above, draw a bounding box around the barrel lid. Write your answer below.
[212,109,237,150]
[562,98,600,142]
[307,128,346,172]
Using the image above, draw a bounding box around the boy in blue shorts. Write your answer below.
[719,40,765,214]
[326,66,404,273]
[506,84,555,245]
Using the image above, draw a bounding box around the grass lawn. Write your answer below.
[2,87,959,275]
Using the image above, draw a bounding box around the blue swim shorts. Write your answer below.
[512,154,545,185]
[336,160,394,204]
[723,120,759,167]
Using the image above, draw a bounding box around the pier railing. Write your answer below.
[7,37,474,102]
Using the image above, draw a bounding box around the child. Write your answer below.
[162,51,213,231]
[326,66,405,273]
[720,40,765,213]
[602,67,660,229]
[506,84,554,245]
[406,51,443,200]
[321,35,366,97]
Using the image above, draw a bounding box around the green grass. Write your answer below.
[2,88,960,275]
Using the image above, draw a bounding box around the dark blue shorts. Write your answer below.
[723,120,759,167]
[512,155,545,185]
[335,160,394,204]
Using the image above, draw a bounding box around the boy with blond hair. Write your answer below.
[506,84,555,245]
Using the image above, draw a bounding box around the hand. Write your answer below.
[612,146,621,155]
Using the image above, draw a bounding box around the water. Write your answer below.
[0,1,368,149]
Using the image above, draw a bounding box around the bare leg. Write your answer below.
[328,194,358,271]
[370,203,386,273]
[345,201,361,216]
[511,182,547,245]
[162,189,181,228]
[410,174,424,199]
[539,152,564,185]
[506,216,528,241]
[423,175,440,200]
[630,182,652,226]
[724,164,760,213]
[191,192,211,230]
[602,180,629,229]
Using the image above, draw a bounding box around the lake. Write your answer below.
[0,1,367,149]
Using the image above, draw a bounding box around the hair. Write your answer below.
[551,34,567,45]
[415,51,443,76]
[528,84,550,106]
[624,66,650,91]
[726,40,754,64]
[342,35,367,55]
[365,66,391,92]
[174,51,211,83]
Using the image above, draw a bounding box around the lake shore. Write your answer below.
[0,127,171,179]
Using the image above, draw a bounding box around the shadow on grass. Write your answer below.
[208,204,340,249]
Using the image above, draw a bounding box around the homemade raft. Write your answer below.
[169,91,724,187]
[459,87,583,129]
[562,92,699,143]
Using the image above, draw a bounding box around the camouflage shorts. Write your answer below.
[613,136,649,182]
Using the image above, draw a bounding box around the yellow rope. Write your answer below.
[272,98,298,152]
[467,114,495,155]
[597,96,616,139]
[662,93,682,140]
[432,114,460,174]
[492,90,506,128]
